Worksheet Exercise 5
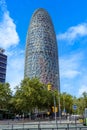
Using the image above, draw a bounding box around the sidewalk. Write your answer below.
[0,118,81,125]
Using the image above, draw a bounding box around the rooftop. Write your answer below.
[0,48,5,54]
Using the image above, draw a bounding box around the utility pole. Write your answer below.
[53,92,57,122]
[48,84,57,122]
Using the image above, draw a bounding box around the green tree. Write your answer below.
[60,92,73,114]
[12,77,52,114]
[0,83,12,110]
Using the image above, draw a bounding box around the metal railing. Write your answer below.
[0,118,86,130]
[0,122,87,130]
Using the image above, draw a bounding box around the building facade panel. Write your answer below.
[24,8,60,91]
[0,48,7,83]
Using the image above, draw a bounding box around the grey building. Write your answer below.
[0,48,7,83]
[24,8,60,91]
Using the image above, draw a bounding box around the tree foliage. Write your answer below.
[0,80,87,116]
[12,77,53,114]
[0,83,12,110]
[60,92,73,114]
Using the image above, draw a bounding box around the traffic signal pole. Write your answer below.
[53,93,57,123]
[48,84,57,123]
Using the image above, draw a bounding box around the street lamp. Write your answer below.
[48,84,57,122]
[58,92,61,119]
[53,92,57,122]
[56,74,61,119]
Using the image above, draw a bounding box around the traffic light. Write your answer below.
[52,106,58,112]
[47,84,52,91]
[47,111,50,115]
[52,106,54,112]
[55,107,58,112]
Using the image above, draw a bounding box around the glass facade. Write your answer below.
[0,49,7,83]
[24,8,60,91]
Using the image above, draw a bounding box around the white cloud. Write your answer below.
[0,0,7,12]
[77,73,87,97]
[6,49,24,90]
[78,85,87,97]
[0,0,22,90]
[59,51,87,97]
[63,70,80,79]
[0,0,20,49]
[0,11,20,49]
[57,23,87,43]
[59,53,82,79]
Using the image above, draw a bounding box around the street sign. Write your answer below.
[63,108,66,113]
[73,104,77,110]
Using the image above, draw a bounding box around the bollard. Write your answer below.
[67,123,69,130]
[12,124,13,130]
[75,123,77,130]
[38,123,41,130]
[23,123,24,130]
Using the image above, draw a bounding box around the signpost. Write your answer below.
[83,108,87,126]
[73,105,77,124]
[73,104,77,110]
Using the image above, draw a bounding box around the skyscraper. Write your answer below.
[24,8,60,91]
[0,48,7,83]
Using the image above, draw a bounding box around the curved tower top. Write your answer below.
[24,8,60,91]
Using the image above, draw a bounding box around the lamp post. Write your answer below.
[58,92,61,119]
[48,84,57,122]
[53,92,57,122]
[56,74,61,119]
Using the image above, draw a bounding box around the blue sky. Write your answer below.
[0,0,87,97]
